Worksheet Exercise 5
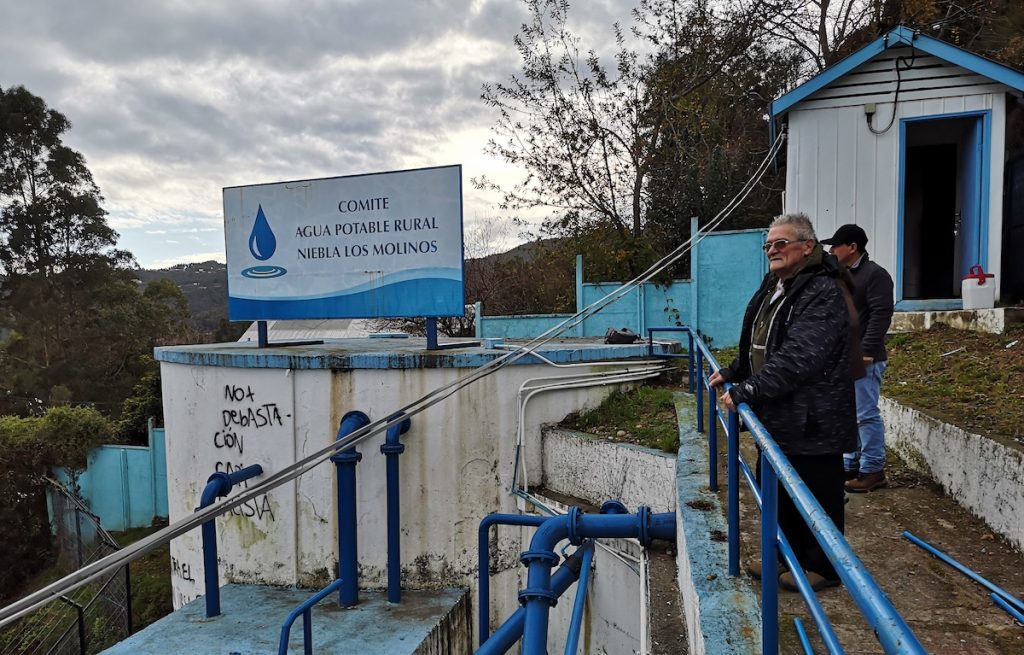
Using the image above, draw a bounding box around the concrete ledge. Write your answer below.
[673,392,760,655]
[889,307,1024,335]
[882,396,1024,550]
[103,585,471,654]
[541,427,676,512]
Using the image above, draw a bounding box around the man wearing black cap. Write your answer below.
[820,224,894,493]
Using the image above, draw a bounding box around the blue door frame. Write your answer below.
[895,110,991,310]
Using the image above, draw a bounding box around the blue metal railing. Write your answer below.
[648,326,927,654]
[277,578,345,655]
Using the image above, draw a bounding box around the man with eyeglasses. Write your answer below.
[710,212,861,592]
[820,224,894,494]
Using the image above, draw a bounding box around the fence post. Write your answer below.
[727,410,740,576]
[125,563,133,635]
[761,453,779,655]
[695,349,704,433]
[708,393,718,492]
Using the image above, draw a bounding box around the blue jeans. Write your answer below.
[844,360,887,474]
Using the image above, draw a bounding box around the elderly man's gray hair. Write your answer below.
[769,213,817,241]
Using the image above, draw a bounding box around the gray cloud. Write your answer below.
[1,0,639,267]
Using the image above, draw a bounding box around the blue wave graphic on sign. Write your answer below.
[228,278,464,319]
[232,267,461,301]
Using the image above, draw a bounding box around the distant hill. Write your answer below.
[136,261,230,335]
[134,237,568,335]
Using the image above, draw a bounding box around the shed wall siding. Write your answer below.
[784,91,1006,299]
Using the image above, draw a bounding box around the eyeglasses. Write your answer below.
[762,238,804,253]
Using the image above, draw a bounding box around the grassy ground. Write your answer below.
[560,385,681,452]
[884,324,1024,444]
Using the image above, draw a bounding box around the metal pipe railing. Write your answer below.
[381,413,412,603]
[277,578,344,655]
[477,513,548,644]
[331,410,370,607]
[563,537,595,655]
[198,464,264,618]
[648,326,927,655]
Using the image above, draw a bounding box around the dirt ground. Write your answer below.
[726,444,1024,654]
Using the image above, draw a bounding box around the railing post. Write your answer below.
[761,453,779,655]
[708,391,718,492]
[727,410,740,577]
[303,609,312,655]
[687,332,695,392]
[695,349,704,433]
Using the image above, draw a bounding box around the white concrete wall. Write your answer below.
[541,427,676,513]
[785,91,1006,299]
[882,396,1024,550]
[161,360,618,610]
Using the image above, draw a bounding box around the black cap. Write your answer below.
[820,224,868,250]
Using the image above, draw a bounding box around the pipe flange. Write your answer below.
[637,506,651,547]
[518,587,559,607]
[520,549,559,568]
[205,471,232,498]
[599,500,628,515]
[330,448,362,464]
[380,443,406,455]
[566,506,584,545]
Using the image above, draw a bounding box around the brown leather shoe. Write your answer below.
[845,470,886,493]
[745,560,787,580]
[844,469,859,481]
[780,570,841,592]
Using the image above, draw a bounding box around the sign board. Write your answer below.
[223,165,464,320]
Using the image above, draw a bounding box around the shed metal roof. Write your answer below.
[771,26,1024,119]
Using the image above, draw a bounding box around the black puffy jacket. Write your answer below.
[720,252,858,456]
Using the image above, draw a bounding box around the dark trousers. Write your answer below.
[757,452,845,580]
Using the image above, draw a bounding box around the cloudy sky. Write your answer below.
[1,0,631,268]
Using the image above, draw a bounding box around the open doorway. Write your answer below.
[900,114,988,301]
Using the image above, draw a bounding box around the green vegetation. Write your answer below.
[114,524,173,633]
[0,407,114,598]
[562,385,680,453]
[884,324,1024,443]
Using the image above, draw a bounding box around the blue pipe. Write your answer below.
[727,409,740,577]
[478,513,548,644]
[991,592,1024,624]
[380,413,411,603]
[794,617,814,655]
[563,541,594,655]
[277,578,344,655]
[331,410,370,607]
[197,463,263,618]
[903,531,1024,614]
[707,376,718,492]
[477,541,594,655]
[519,507,675,654]
[760,453,780,654]
[695,348,705,433]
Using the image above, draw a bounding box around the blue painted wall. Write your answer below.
[477,222,767,348]
[53,424,168,532]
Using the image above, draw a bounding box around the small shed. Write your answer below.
[771,26,1024,309]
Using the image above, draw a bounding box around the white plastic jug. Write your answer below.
[961,265,995,310]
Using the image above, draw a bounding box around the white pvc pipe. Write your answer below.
[514,367,666,492]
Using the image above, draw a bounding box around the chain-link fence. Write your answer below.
[0,479,130,655]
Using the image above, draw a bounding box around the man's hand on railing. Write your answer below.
[708,371,736,413]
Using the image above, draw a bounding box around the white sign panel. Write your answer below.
[223,165,464,319]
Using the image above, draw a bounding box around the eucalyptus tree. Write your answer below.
[0,85,188,414]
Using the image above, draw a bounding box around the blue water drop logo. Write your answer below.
[241,204,287,279]
[248,205,277,261]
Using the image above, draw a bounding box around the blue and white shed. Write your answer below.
[771,26,1024,308]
